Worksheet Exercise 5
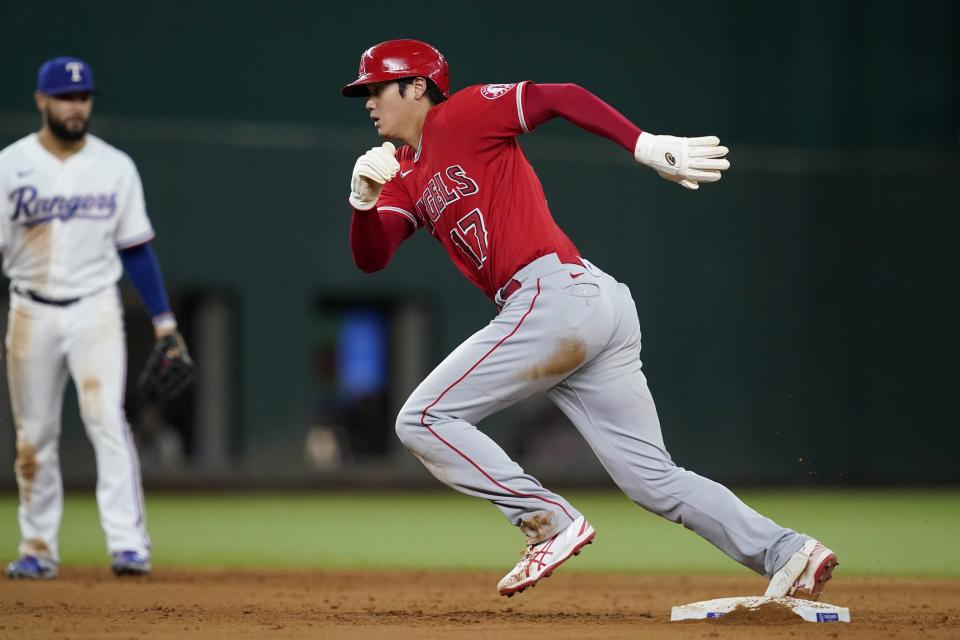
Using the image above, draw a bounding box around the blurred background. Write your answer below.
[0,0,957,498]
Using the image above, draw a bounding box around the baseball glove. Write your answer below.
[138,332,195,402]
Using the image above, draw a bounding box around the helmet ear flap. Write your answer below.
[342,39,449,98]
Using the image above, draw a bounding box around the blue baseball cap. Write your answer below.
[36,56,96,95]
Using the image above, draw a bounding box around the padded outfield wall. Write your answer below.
[0,1,957,485]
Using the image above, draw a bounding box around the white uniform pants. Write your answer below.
[397,253,805,577]
[6,285,149,562]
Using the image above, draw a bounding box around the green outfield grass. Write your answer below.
[0,489,957,577]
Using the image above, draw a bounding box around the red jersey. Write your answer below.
[375,82,580,300]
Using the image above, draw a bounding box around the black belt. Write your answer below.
[12,286,81,307]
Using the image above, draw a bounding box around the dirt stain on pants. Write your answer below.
[15,441,37,506]
[23,538,51,557]
[520,338,587,381]
[520,511,557,544]
[80,377,103,425]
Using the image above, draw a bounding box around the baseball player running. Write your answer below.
[1,57,192,578]
[343,40,839,599]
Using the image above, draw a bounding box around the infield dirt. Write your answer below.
[1,569,957,639]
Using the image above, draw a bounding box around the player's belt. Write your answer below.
[495,251,584,309]
[495,279,522,308]
[12,286,81,307]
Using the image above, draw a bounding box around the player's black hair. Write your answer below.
[397,77,447,104]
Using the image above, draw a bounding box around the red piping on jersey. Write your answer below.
[419,278,575,522]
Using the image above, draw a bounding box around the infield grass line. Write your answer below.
[0,488,956,577]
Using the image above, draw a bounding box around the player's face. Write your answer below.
[38,92,93,142]
[364,81,418,140]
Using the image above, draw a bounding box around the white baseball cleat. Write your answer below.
[765,538,839,600]
[497,515,595,597]
[5,555,58,580]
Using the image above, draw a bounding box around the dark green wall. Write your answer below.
[1,0,957,484]
[3,1,956,147]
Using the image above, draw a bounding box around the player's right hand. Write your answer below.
[633,132,730,190]
[349,142,400,210]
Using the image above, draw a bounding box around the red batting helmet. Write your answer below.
[341,39,449,98]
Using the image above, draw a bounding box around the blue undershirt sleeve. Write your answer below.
[118,242,174,322]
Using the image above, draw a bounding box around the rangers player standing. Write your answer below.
[1,57,191,578]
[343,40,838,599]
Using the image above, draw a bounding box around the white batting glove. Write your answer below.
[349,142,400,210]
[634,132,730,190]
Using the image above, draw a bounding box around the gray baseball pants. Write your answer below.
[396,253,806,577]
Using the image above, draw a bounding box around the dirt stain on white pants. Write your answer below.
[23,538,51,557]
[80,377,103,426]
[520,337,587,381]
[15,441,37,482]
[15,441,37,506]
[520,512,557,544]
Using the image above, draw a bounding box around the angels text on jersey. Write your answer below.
[414,164,479,229]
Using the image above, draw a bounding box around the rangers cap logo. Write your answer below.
[65,61,85,82]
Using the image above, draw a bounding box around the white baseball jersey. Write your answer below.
[0,133,155,299]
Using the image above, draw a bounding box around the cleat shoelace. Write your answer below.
[511,541,555,579]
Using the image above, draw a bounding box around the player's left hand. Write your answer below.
[634,132,730,190]
[138,331,195,403]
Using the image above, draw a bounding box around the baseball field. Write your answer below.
[0,488,958,638]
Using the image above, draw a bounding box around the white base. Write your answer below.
[670,596,850,623]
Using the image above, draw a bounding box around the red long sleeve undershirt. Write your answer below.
[523,82,642,152]
[350,83,642,271]
[350,209,414,273]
